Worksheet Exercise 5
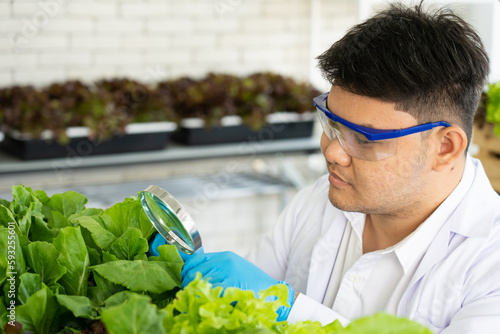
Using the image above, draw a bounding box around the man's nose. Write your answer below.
[321,133,352,167]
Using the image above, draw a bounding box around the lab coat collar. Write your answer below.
[447,157,499,238]
[398,156,500,316]
[393,155,477,272]
[341,156,477,273]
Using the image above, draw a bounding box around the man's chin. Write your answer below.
[328,188,372,214]
[328,191,356,212]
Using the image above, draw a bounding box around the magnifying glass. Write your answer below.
[139,185,202,255]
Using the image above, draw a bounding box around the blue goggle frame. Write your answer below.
[313,92,451,141]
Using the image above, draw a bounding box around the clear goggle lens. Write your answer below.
[316,108,397,161]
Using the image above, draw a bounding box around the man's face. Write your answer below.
[321,86,434,215]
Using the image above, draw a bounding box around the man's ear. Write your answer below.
[432,126,467,172]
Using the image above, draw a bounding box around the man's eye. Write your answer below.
[354,134,373,145]
[328,120,339,130]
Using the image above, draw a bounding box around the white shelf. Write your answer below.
[0,137,321,174]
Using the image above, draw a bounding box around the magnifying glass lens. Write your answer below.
[139,185,201,255]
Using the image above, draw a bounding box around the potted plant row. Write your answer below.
[473,81,500,192]
[0,73,320,160]
[0,79,176,160]
[167,72,320,145]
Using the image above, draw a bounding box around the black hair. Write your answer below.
[317,1,490,151]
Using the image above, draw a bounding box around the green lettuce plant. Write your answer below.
[0,185,181,333]
[475,81,500,138]
[485,82,500,138]
[0,186,432,334]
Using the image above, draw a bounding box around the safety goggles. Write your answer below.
[313,92,451,161]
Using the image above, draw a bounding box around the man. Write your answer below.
[157,2,500,333]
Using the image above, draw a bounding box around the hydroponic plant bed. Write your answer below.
[172,113,315,146]
[0,122,176,160]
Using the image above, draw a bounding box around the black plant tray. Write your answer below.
[172,119,314,146]
[0,122,177,160]
[0,132,172,161]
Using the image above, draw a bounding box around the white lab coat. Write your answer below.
[247,157,500,333]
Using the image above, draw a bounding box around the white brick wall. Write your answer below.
[67,3,118,17]
[0,0,359,88]
[70,35,119,50]
[121,3,170,18]
[30,35,69,50]
[146,19,193,34]
[14,68,66,86]
[312,0,360,91]
[0,3,10,18]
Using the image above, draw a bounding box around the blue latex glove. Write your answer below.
[148,233,295,321]
[182,250,295,321]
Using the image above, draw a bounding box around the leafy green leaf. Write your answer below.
[49,210,71,229]
[53,226,90,296]
[149,243,183,263]
[102,251,119,263]
[87,246,102,266]
[9,185,44,237]
[68,207,104,220]
[45,191,88,218]
[18,272,42,304]
[15,284,59,334]
[101,197,154,239]
[29,215,55,242]
[88,271,125,307]
[103,290,136,308]
[340,312,433,334]
[73,216,116,250]
[0,300,7,330]
[0,226,26,276]
[10,185,36,215]
[7,185,56,242]
[0,198,10,208]
[16,205,33,237]
[0,211,31,248]
[34,189,50,204]
[108,228,148,261]
[133,253,147,261]
[98,214,122,238]
[323,319,344,332]
[101,293,167,334]
[41,192,87,232]
[55,294,96,319]
[148,244,184,282]
[91,260,180,294]
[24,241,66,288]
[486,82,500,140]
[239,329,275,334]
[0,205,16,228]
[0,253,7,287]
[149,288,179,310]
